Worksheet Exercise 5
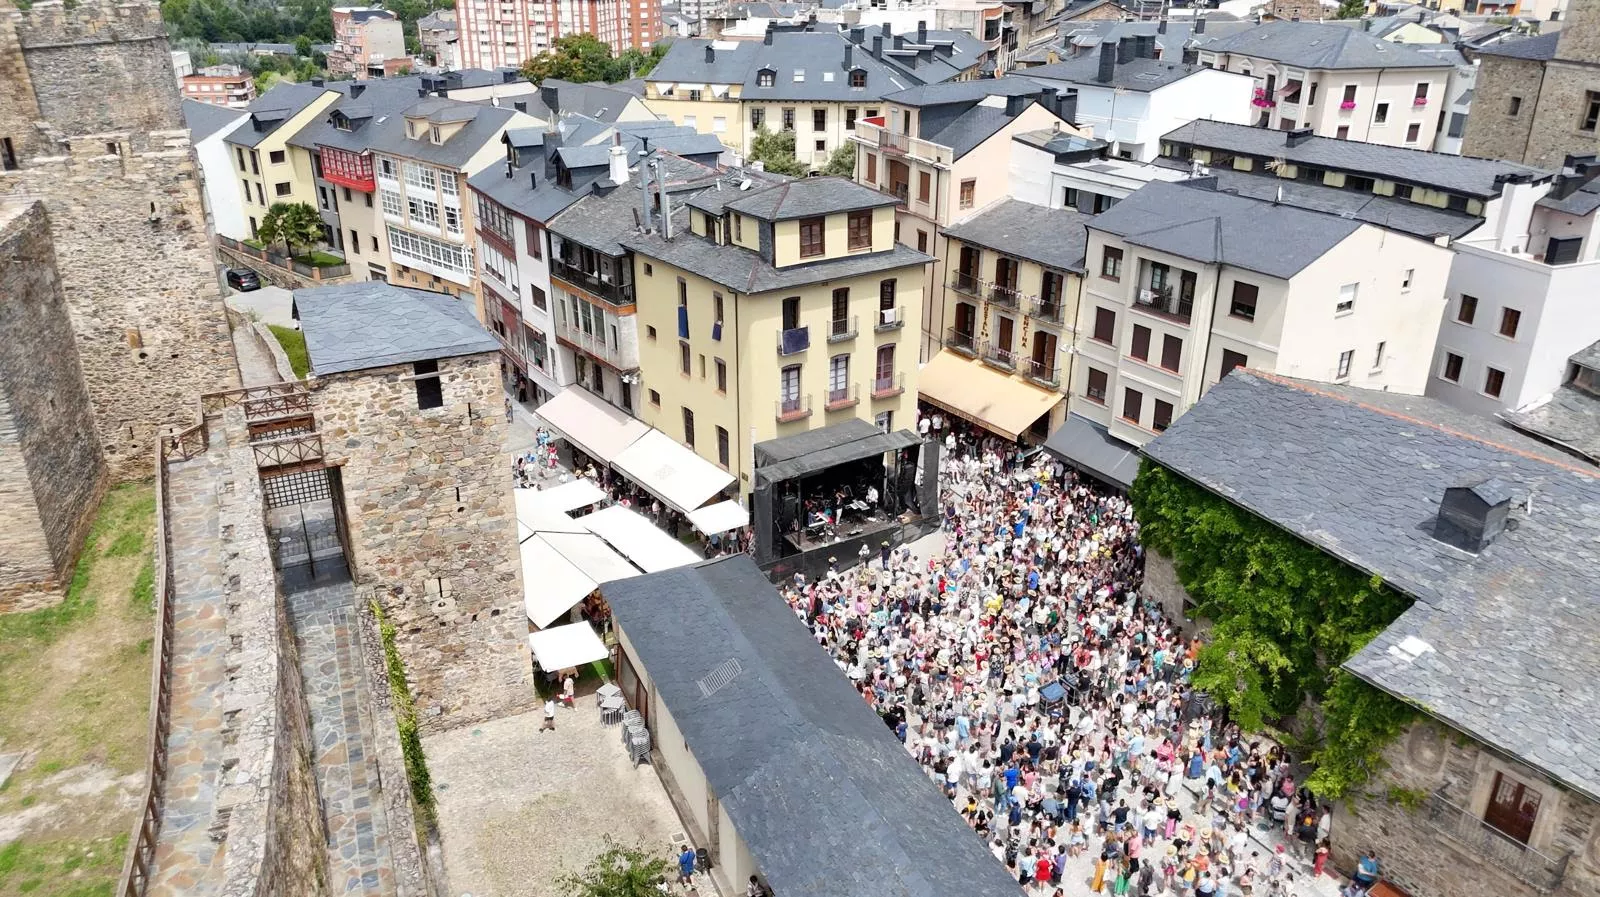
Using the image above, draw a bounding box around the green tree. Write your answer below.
[1335,0,1365,18]
[821,142,856,177]
[521,33,618,84]
[294,34,313,57]
[557,840,674,897]
[746,127,809,176]
[257,202,325,259]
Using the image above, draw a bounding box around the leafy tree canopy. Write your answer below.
[1335,0,1366,18]
[746,127,809,176]
[519,34,670,85]
[821,141,856,177]
[258,201,325,258]
[557,840,674,897]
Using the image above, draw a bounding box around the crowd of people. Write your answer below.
[778,420,1348,897]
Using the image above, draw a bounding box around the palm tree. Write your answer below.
[258,201,325,260]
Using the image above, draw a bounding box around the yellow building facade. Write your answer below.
[226,89,340,239]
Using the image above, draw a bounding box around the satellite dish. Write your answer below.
[739,179,752,190]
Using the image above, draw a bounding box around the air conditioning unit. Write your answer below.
[881,307,897,325]
[1138,288,1157,303]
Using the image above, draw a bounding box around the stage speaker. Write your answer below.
[915,440,940,517]
[753,481,776,565]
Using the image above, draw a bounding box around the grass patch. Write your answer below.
[268,324,309,378]
[0,836,125,897]
[296,250,345,268]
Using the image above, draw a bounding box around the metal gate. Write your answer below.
[262,465,353,591]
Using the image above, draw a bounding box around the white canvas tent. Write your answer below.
[582,505,701,573]
[687,499,750,535]
[520,536,599,629]
[527,622,609,671]
[611,429,734,516]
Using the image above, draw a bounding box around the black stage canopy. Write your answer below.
[754,419,923,484]
[1042,414,1141,490]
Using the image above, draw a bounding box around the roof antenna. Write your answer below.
[1525,489,1535,516]
[1274,185,1284,204]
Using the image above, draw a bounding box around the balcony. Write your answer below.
[555,319,629,369]
[549,257,635,307]
[875,306,905,332]
[981,339,1018,372]
[825,383,859,411]
[946,327,978,357]
[778,325,811,356]
[949,272,982,297]
[988,282,1023,310]
[827,315,858,343]
[776,394,812,423]
[1030,298,1066,326]
[1024,358,1060,388]
[854,120,953,165]
[871,373,905,398]
[1424,792,1569,892]
[1133,286,1194,324]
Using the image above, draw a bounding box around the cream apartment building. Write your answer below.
[1067,180,1451,451]
[621,177,931,494]
[1195,20,1458,150]
[224,82,340,240]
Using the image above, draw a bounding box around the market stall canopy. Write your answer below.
[530,478,608,514]
[542,530,643,585]
[536,386,649,463]
[527,621,609,670]
[687,499,750,535]
[754,418,922,484]
[582,505,702,573]
[520,536,598,628]
[1042,414,1140,490]
[917,350,1062,442]
[514,486,594,536]
[611,429,735,515]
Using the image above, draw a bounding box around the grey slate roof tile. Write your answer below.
[1536,179,1600,216]
[1473,30,1561,60]
[295,282,500,375]
[180,99,245,143]
[601,555,1023,897]
[1197,20,1457,69]
[724,176,897,221]
[224,82,332,148]
[357,98,521,168]
[1142,371,1600,801]
[1025,54,1214,91]
[1502,383,1600,466]
[942,198,1092,272]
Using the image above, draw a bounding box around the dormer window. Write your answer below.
[757,69,775,87]
[333,112,351,132]
[431,125,441,143]
[849,69,866,88]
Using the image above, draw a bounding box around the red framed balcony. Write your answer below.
[320,146,375,192]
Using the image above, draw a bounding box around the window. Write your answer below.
[717,427,730,467]
[1220,349,1248,379]
[865,152,876,184]
[879,278,896,312]
[686,90,702,102]
[1500,307,1522,339]
[1394,183,1414,200]
[349,228,359,250]
[1336,349,1353,380]
[1152,400,1173,433]
[1509,96,1523,116]
[1336,125,1350,140]
[875,344,896,388]
[1342,84,1357,104]
[380,188,402,218]
[918,172,931,202]
[1547,236,1583,265]
[799,217,825,257]
[757,69,775,87]
[1484,772,1542,845]
[829,354,850,399]
[1101,247,1123,280]
[680,341,691,375]
[241,179,251,203]
[413,359,443,409]
[647,324,657,340]
[1337,283,1358,315]
[916,230,928,252]
[812,108,827,131]
[1375,103,1389,124]
[831,287,849,325]
[814,139,826,152]
[408,196,439,227]
[682,407,696,448]
[403,162,436,192]
[1063,187,1079,209]
[751,107,766,130]
[782,107,795,130]
[1373,341,1386,369]
[531,285,546,311]
[1457,294,1478,324]
[235,146,246,171]
[780,364,801,411]
[714,292,725,326]
[649,389,661,406]
[1230,282,1258,320]
[1484,366,1505,398]
[1441,351,1464,382]
[1161,334,1182,372]
[848,210,872,249]
[875,411,893,432]
[274,181,292,196]
[1130,324,1151,362]
[254,183,264,205]
[269,149,286,164]
[1121,388,1143,424]
[371,235,378,252]
[733,214,742,243]
[444,205,463,236]
[1085,367,1108,404]
[1406,123,1421,144]
[959,179,975,209]
[1402,268,1414,290]
[716,358,727,393]
[683,114,697,129]
[1092,307,1115,344]
[1583,92,1600,131]
[250,150,260,174]
[846,108,857,130]
[849,69,866,88]
[1346,175,1375,193]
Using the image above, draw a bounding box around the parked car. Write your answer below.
[226,268,261,292]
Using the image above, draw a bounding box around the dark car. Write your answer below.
[226,268,261,292]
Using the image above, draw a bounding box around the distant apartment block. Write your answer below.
[328,7,407,80]
[455,0,663,70]
[181,64,256,108]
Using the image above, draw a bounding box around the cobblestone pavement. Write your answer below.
[286,582,397,896]
[425,707,686,897]
[148,442,230,896]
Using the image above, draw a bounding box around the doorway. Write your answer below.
[262,465,352,591]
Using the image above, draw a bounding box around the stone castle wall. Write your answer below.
[1460,54,1544,165]
[0,200,107,611]
[311,352,530,730]
[1337,721,1600,897]
[0,0,239,481]
[1523,58,1600,170]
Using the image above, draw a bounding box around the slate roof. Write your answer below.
[1473,30,1561,60]
[601,555,1023,897]
[467,159,581,225]
[1024,53,1215,91]
[548,152,724,255]
[1536,178,1600,216]
[1502,385,1600,467]
[881,77,1045,107]
[360,98,521,168]
[1166,163,1484,240]
[1087,180,1360,279]
[295,282,500,375]
[1143,370,1600,802]
[180,98,245,143]
[286,78,435,153]
[224,82,332,148]
[1197,20,1456,69]
[1573,339,1600,371]
[541,78,644,122]
[724,176,897,221]
[1162,119,1553,198]
[943,199,1092,272]
[623,227,932,294]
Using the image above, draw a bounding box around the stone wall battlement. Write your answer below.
[8,0,168,48]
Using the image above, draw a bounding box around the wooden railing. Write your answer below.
[200,382,308,417]
[251,431,326,471]
[115,430,182,897]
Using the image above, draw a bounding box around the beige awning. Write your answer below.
[917,350,1062,442]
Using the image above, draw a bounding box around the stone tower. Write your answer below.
[0,0,239,480]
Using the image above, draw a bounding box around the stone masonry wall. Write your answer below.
[1523,58,1600,170]
[1461,55,1544,165]
[0,0,240,481]
[0,200,107,612]
[1336,721,1600,897]
[311,352,530,731]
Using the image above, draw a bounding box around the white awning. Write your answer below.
[611,429,735,516]
[530,478,608,513]
[520,536,598,628]
[527,621,609,671]
[518,520,534,543]
[582,505,702,573]
[542,530,642,584]
[687,500,750,535]
[514,487,592,536]
[536,387,649,464]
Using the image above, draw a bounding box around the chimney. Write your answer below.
[873,35,884,57]
[655,160,673,241]
[312,77,325,87]
[1137,34,1156,58]
[895,35,906,49]
[1005,93,1029,116]
[1098,41,1117,82]
[514,100,527,113]
[541,83,558,114]
[639,162,654,233]
[1118,36,1136,64]
[917,20,927,43]
[1434,479,1512,553]
[1362,17,1373,31]
[1195,15,1206,34]
[350,83,366,98]
[882,22,892,39]
[705,45,716,63]
[1158,17,1167,33]
[844,44,853,69]
[848,26,865,43]
[1285,126,1314,148]
[1058,90,1078,124]
[418,87,428,96]
[529,170,538,189]
[764,26,775,45]
[609,143,629,186]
